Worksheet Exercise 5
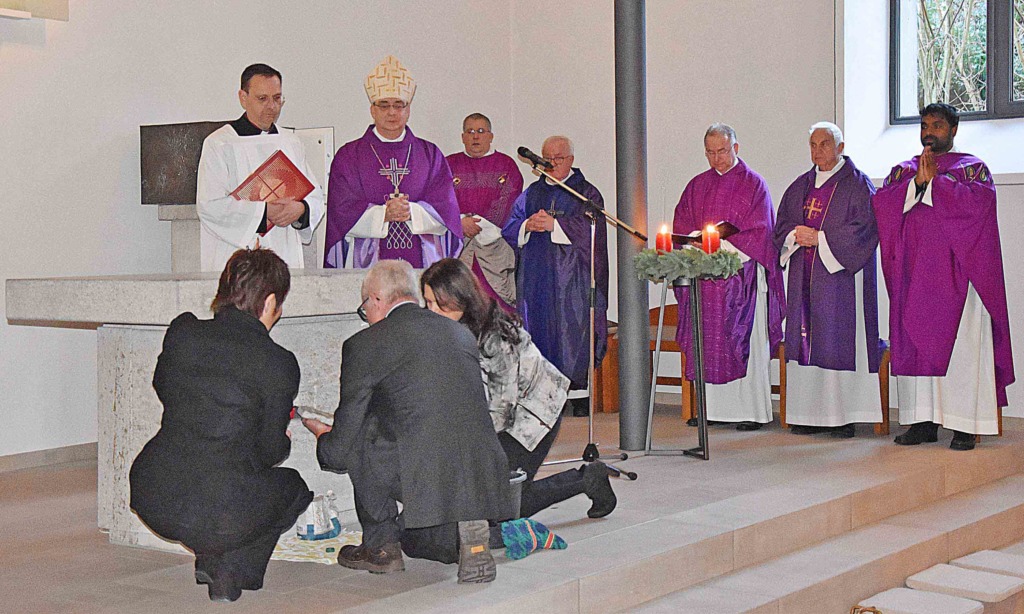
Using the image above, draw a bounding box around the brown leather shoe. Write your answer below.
[337,542,405,574]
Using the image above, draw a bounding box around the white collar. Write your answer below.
[386,300,417,317]
[814,156,846,188]
[373,127,407,143]
[715,159,739,176]
[466,148,495,158]
[545,169,574,185]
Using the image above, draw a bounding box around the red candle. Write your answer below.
[701,224,720,254]
[655,224,672,253]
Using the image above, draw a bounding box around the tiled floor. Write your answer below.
[3,404,1022,613]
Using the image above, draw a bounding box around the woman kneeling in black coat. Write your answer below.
[130,248,313,602]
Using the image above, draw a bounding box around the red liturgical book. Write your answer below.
[230,150,314,233]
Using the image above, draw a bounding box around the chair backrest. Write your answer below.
[649,303,679,325]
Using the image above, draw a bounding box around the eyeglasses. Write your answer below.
[356,297,369,323]
[252,94,285,107]
[373,101,408,111]
[543,155,571,164]
[464,128,491,135]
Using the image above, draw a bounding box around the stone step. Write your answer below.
[857,587,984,614]
[906,563,1024,604]
[952,550,1024,579]
[325,431,1024,613]
[633,474,1024,613]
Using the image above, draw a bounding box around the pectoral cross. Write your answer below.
[804,197,824,221]
[379,158,411,197]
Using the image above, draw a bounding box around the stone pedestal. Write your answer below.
[6,269,366,552]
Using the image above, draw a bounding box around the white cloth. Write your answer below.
[196,126,325,272]
[779,231,843,273]
[814,157,846,188]
[785,269,883,427]
[461,214,502,246]
[703,265,774,424]
[896,284,998,434]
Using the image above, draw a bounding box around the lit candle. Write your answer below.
[655,224,672,253]
[702,224,720,254]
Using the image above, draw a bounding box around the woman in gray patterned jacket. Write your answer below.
[421,258,615,519]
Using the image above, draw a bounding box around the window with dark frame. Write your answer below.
[890,0,1024,123]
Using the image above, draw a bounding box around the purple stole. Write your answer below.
[797,183,838,364]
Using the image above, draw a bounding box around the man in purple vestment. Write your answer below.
[774,122,881,438]
[874,103,1014,451]
[502,136,608,417]
[673,124,786,431]
[447,113,523,307]
[324,56,462,269]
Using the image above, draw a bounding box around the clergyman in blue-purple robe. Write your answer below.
[323,56,462,269]
[873,103,1014,451]
[502,136,608,417]
[673,124,786,431]
[774,122,882,439]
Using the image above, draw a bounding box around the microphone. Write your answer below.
[517,146,553,169]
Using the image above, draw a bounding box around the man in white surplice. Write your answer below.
[873,102,1014,451]
[774,123,883,439]
[195,63,325,272]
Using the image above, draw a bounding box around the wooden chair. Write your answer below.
[593,321,619,413]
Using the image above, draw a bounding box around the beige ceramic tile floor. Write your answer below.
[2,403,1019,613]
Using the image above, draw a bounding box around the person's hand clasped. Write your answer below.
[461,216,482,238]
[794,225,819,248]
[525,210,555,233]
[915,146,937,188]
[267,198,305,227]
[302,417,332,438]
[384,194,411,223]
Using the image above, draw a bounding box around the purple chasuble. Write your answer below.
[672,159,786,384]
[873,152,1014,406]
[773,157,881,373]
[324,126,462,269]
[446,151,524,227]
[502,169,609,388]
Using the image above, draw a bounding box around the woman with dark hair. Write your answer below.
[421,258,615,519]
[130,248,313,602]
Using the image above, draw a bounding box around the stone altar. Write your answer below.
[5,269,367,552]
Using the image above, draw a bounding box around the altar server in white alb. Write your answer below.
[773,122,882,439]
[196,63,325,272]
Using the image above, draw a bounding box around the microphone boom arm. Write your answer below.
[527,162,648,242]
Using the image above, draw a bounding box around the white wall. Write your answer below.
[4,1,1019,458]
[0,0,516,457]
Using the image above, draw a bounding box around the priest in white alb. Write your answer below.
[774,122,882,439]
[196,63,325,272]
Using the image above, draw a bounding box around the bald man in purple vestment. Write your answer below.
[873,103,1013,451]
[323,56,462,269]
[774,122,882,439]
[673,124,786,431]
[447,113,523,307]
[502,135,608,417]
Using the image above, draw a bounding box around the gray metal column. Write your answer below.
[613,0,650,451]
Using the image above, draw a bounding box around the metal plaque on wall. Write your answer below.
[140,121,228,205]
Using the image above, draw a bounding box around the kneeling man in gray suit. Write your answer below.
[302,260,513,583]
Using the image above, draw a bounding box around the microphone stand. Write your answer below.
[524,161,645,481]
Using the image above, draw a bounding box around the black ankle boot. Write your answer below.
[583,461,616,518]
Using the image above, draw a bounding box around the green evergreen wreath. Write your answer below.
[634,248,742,282]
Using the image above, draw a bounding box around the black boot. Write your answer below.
[791,425,828,435]
[519,468,586,518]
[583,461,617,518]
[894,422,939,445]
